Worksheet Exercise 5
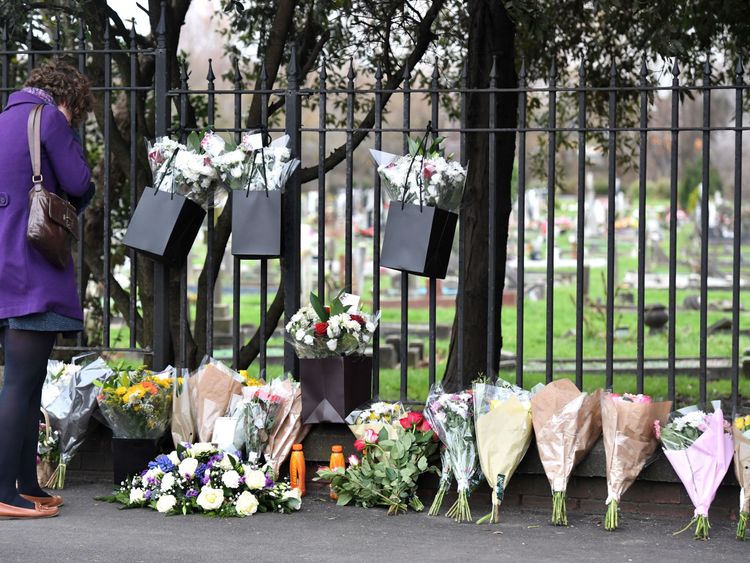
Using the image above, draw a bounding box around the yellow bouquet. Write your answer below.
[473,380,537,524]
[96,365,175,439]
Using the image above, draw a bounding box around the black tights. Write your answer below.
[0,328,56,508]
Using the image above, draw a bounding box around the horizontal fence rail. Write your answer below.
[1,6,748,411]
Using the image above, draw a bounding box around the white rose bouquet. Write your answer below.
[98,443,301,517]
[370,129,466,212]
[285,291,378,359]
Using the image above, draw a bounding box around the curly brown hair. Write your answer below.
[24,61,93,126]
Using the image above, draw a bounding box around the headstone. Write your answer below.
[379,345,398,369]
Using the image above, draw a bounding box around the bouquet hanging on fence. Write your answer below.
[99,443,301,517]
[370,130,466,212]
[473,379,538,524]
[656,403,734,540]
[600,392,672,531]
[346,401,406,441]
[147,132,223,209]
[531,379,602,526]
[238,132,299,192]
[42,356,112,489]
[96,365,175,440]
[285,291,378,359]
[733,414,750,540]
[315,412,438,515]
[424,384,479,522]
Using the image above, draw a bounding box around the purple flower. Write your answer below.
[186,489,198,498]
[194,463,208,482]
[145,490,153,500]
[264,475,274,488]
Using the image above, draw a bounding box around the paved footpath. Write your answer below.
[1,483,748,562]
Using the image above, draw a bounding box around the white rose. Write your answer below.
[295,329,305,341]
[365,322,376,333]
[235,491,259,516]
[167,451,180,466]
[244,469,267,490]
[160,473,176,492]
[196,486,224,511]
[221,470,241,489]
[179,457,199,479]
[282,488,302,510]
[128,488,145,505]
[303,335,314,346]
[219,454,235,470]
[156,494,177,513]
[326,339,338,352]
[189,443,215,456]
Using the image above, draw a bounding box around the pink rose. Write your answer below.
[347,454,359,467]
[652,420,661,440]
[422,162,436,180]
[353,439,366,452]
[363,428,379,443]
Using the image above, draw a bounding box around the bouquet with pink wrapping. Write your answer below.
[655,402,734,540]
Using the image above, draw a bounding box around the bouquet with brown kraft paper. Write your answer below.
[600,392,672,531]
[263,378,310,479]
[189,357,243,443]
[531,379,602,526]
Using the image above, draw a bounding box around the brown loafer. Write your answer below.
[0,501,59,519]
[20,494,64,508]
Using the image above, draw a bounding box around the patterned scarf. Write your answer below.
[21,86,55,105]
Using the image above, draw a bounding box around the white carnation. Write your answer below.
[221,470,241,489]
[160,473,176,492]
[128,488,145,505]
[326,339,338,352]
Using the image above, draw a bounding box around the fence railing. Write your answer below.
[2,4,748,410]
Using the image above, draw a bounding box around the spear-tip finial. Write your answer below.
[206,58,215,82]
[736,54,745,78]
[489,55,497,82]
[671,58,680,77]
[374,62,382,81]
[347,58,354,81]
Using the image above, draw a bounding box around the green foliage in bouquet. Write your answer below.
[315,416,439,515]
[95,365,174,439]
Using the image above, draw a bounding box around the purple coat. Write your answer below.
[0,91,92,321]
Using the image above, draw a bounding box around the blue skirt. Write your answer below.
[0,312,83,338]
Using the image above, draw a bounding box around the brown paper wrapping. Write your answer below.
[733,428,750,514]
[531,379,603,492]
[264,380,310,478]
[190,363,243,443]
[171,373,195,446]
[601,396,671,504]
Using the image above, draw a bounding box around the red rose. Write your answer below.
[314,322,328,336]
[423,162,436,180]
[354,438,366,452]
[418,419,432,433]
[407,411,424,426]
[399,416,413,430]
[350,314,365,325]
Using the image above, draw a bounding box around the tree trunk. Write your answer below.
[442,0,517,390]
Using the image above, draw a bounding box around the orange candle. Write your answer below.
[329,445,345,500]
[290,443,306,497]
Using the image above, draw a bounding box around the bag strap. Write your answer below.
[27,104,44,186]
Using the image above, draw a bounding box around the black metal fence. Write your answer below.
[2,5,748,409]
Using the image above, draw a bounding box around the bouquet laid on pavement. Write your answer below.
[285,291,378,359]
[95,365,175,440]
[424,385,478,522]
[42,356,112,488]
[600,392,672,531]
[531,379,602,526]
[346,401,406,441]
[656,402,734,540]
[473,380,538,524]
[190,357,244,443]
[733,414,750,540]
[100,442,301,517]
[316,411,438,515]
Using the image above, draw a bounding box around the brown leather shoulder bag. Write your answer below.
[26,104,79,269]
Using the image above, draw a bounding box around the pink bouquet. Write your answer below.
[656,402,734,540]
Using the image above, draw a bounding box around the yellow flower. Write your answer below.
[736,418,747,431]
[115,386,128,396]
[177,377,184,386]
[745,415,750,427]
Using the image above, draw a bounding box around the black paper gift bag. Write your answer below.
[299,355,373,424]
[380,202,458,279]
[123,187,205,264]
[231,189,282,259]
[111,438,159,485]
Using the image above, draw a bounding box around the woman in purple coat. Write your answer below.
[0,62,93,519]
